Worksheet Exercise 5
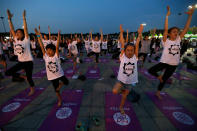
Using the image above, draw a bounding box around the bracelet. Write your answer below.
[166,16,168,19]
[121,48,124,50]
[8,19,11,22]
[37,35,40,37]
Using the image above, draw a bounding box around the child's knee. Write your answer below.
[112,88,118,94]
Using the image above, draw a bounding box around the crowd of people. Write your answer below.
[0,6,196,113]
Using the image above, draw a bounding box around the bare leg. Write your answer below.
[155,90,162,100]
[119,90,129,114]
[28,86,35,96]
[56,92,62,107]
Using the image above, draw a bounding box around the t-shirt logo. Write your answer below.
[94,43,99,49]
[47,61,59,73]
[168,44,180,56]
[14,44,24,55]
[71,45,75,51]
[123,62,135,76]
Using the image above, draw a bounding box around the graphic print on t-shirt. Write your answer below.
[168,44,180,56]
[47,61,59,73]
[71,45,75,51]
[123,62,135,77]
[14,44,24,55]
[94,43,99,49]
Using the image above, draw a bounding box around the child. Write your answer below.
[0,37,7,72]
[101,35,108,56]
[5,9,35,96]
[112,24,143,114]
[67,35,79,71]
[88,30,103,65]
[148,6,195,99]
[35,29,69,107]
[81,33,90,54]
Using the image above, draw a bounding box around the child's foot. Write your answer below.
[57,100,62,107]
[119,107,125,115]
[28,87,35,96]
[155,91,162,100]
[157,75,163,83]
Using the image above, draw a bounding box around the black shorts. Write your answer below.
[0,54,6,61]
[51,75,69,92]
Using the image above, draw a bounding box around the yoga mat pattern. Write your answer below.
[85,66,100,79]
[146,92,197,131]
[64,67,79,78]
[105,92,142,131]
[0,87,46,127]
[39,89,83,131]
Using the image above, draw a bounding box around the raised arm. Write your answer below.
[120,24,125,57]
[34,28,45,56]
[56,30,60,57]
[81,33,84,41]
[48,26,51,40]
[100,29,103,42]
[126,29,129,43]
[23,10,29,39]
[180,6,195,39]
[90,31,93,41]
[163,6,170,42]
[135,24,144,58]
[7,9,16,39]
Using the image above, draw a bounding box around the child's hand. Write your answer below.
[120,24,124,32]
[7,9,13,19]
[166,6,171,16]
[138,24,144,34]
[185,6,195,16]
[34,28,40,35]
[23,10,26,18]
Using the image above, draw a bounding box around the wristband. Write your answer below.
[37,35,40,37]
[166,16,168,19]
[121,48,124,50]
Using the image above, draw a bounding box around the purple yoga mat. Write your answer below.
[185,88,197,98]
[32,69,46,78]
[39,89,83,131]
[172,72,192,81]
[85,66,100,79]
[83,58,93,63]
[114,59,120,63]
[139,68,172,84]
[146,92,197,131]
[0,87,46,127]
[64,67,79,78]
[66,59,73,63]
[105,92,142,131]
[99,58,109,63]
[112,66,119,77]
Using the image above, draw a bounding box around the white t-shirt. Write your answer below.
[43,53,64,80]
[14,37,33,62]
[140,40,151,53]
[84,40,90,49]
[0,42,3,55]
[68,41,78,55]
[117,41,121,49]
[31,41,36,49]
[117,54,138,84]
[102,41,108,49]
[160,36,181,66]
[51,40,57,47]
[42,40,51,49]
[92,40,101,53]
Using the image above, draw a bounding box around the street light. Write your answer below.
[0,16,6,33]
[142,23,146,26]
